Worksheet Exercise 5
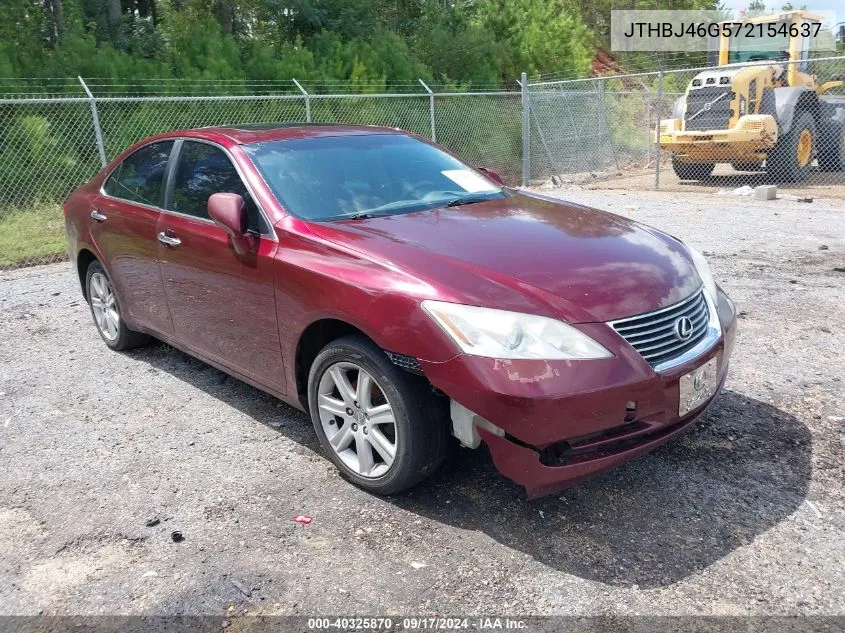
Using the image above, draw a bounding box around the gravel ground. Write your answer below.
[551,166,845,202]
[0,189,843,619]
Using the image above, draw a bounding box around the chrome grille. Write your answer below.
[610,291,709,367]
[684,87,733,131]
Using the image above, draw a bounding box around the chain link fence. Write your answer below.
[2,58,844,271]
[0,81,521,270]
[527,55,845,199]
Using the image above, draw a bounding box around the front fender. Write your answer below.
[774,87,817,135]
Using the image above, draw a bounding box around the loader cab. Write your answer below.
[718,11,824,86]
[726,17,792,64]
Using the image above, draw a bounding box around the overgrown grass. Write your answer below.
[0,205,66,269]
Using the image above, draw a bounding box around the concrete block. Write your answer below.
[755,185,777,201]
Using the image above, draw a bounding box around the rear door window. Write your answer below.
[106,141,174,207]
[167,141,264,232]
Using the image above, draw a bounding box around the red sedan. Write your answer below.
[64,124,736,499]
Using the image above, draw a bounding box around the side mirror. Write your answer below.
[477,167,505,186]
[208,192,256,255]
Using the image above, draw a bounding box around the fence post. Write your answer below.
[654,71,664,191]
[521,72,530,187]
[292,78,311,123]
[418,79,436,142]
[78,76,107,168]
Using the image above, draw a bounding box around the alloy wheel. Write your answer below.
[317,362,397,478]
[89,272,119,341]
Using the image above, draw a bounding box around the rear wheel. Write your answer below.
[768,112,816,182]
[307,335,448,495]
[672,158,715,181]
[85,261,150,351]
[818,124,845,172]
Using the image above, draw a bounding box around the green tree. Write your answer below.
[473,0,594,79]
[746,0,769,17]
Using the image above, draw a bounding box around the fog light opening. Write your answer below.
[625,400,638,423]
[539,441,573,467]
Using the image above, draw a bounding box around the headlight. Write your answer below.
[421,300,612,360]
[688,247,719,301]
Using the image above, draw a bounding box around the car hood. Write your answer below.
[307,193,701,323]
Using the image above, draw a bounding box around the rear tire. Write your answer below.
[85,260,151,351]
[672,158,715,181]
[818,124,845,172]
[307,335,448,495]
[767,111,816,182]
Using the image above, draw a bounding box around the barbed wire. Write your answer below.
[0,77,516,99]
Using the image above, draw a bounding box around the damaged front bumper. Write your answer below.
[420,288,737,499]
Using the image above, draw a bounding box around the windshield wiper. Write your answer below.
[340,209,400,220]
[343,211,377,220]
[335,193,498,220]
[445,194,497,207]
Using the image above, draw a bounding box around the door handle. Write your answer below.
[157,232,182,247]
[90,209,107,222]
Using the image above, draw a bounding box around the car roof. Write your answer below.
[167,123,407,145]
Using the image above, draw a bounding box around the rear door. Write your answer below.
[90,141,175,335]
[156,139,285,392]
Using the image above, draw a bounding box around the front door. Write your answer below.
[91,140,175,335]
[156,140,285,393]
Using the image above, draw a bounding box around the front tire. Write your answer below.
[85,260,150,351]
[731,162,763,172]
[672,158,715,181]
[307,335,448,495]
[768,111,816,182]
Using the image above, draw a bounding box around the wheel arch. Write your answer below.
[294,318,379,411]
[774,87,819,135]
[76,248,99,300]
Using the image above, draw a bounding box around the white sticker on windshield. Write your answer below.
[441,169,496,193]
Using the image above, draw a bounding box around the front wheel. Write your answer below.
[731,162,763,172]
[767,111,816,182]
[672,158,715,181]
[85,260,150,351]
[307,335,448,495]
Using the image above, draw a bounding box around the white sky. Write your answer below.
[720,0,841,17]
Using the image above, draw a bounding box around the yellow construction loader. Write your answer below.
[659,10,845,182]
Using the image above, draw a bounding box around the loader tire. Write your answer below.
[817,124,845,172]
[768,112,816,182]
[672,158,715,181]
[731,162,763,172]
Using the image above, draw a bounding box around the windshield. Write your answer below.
[728,20,791,63]
[243,134,506,221]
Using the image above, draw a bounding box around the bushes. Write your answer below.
[0,110,101,208]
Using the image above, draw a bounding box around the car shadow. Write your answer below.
[127,342,320,451]
[393,389,811,588]
[129,343,811,589]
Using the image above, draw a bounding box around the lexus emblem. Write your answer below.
[674,316,694,341]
